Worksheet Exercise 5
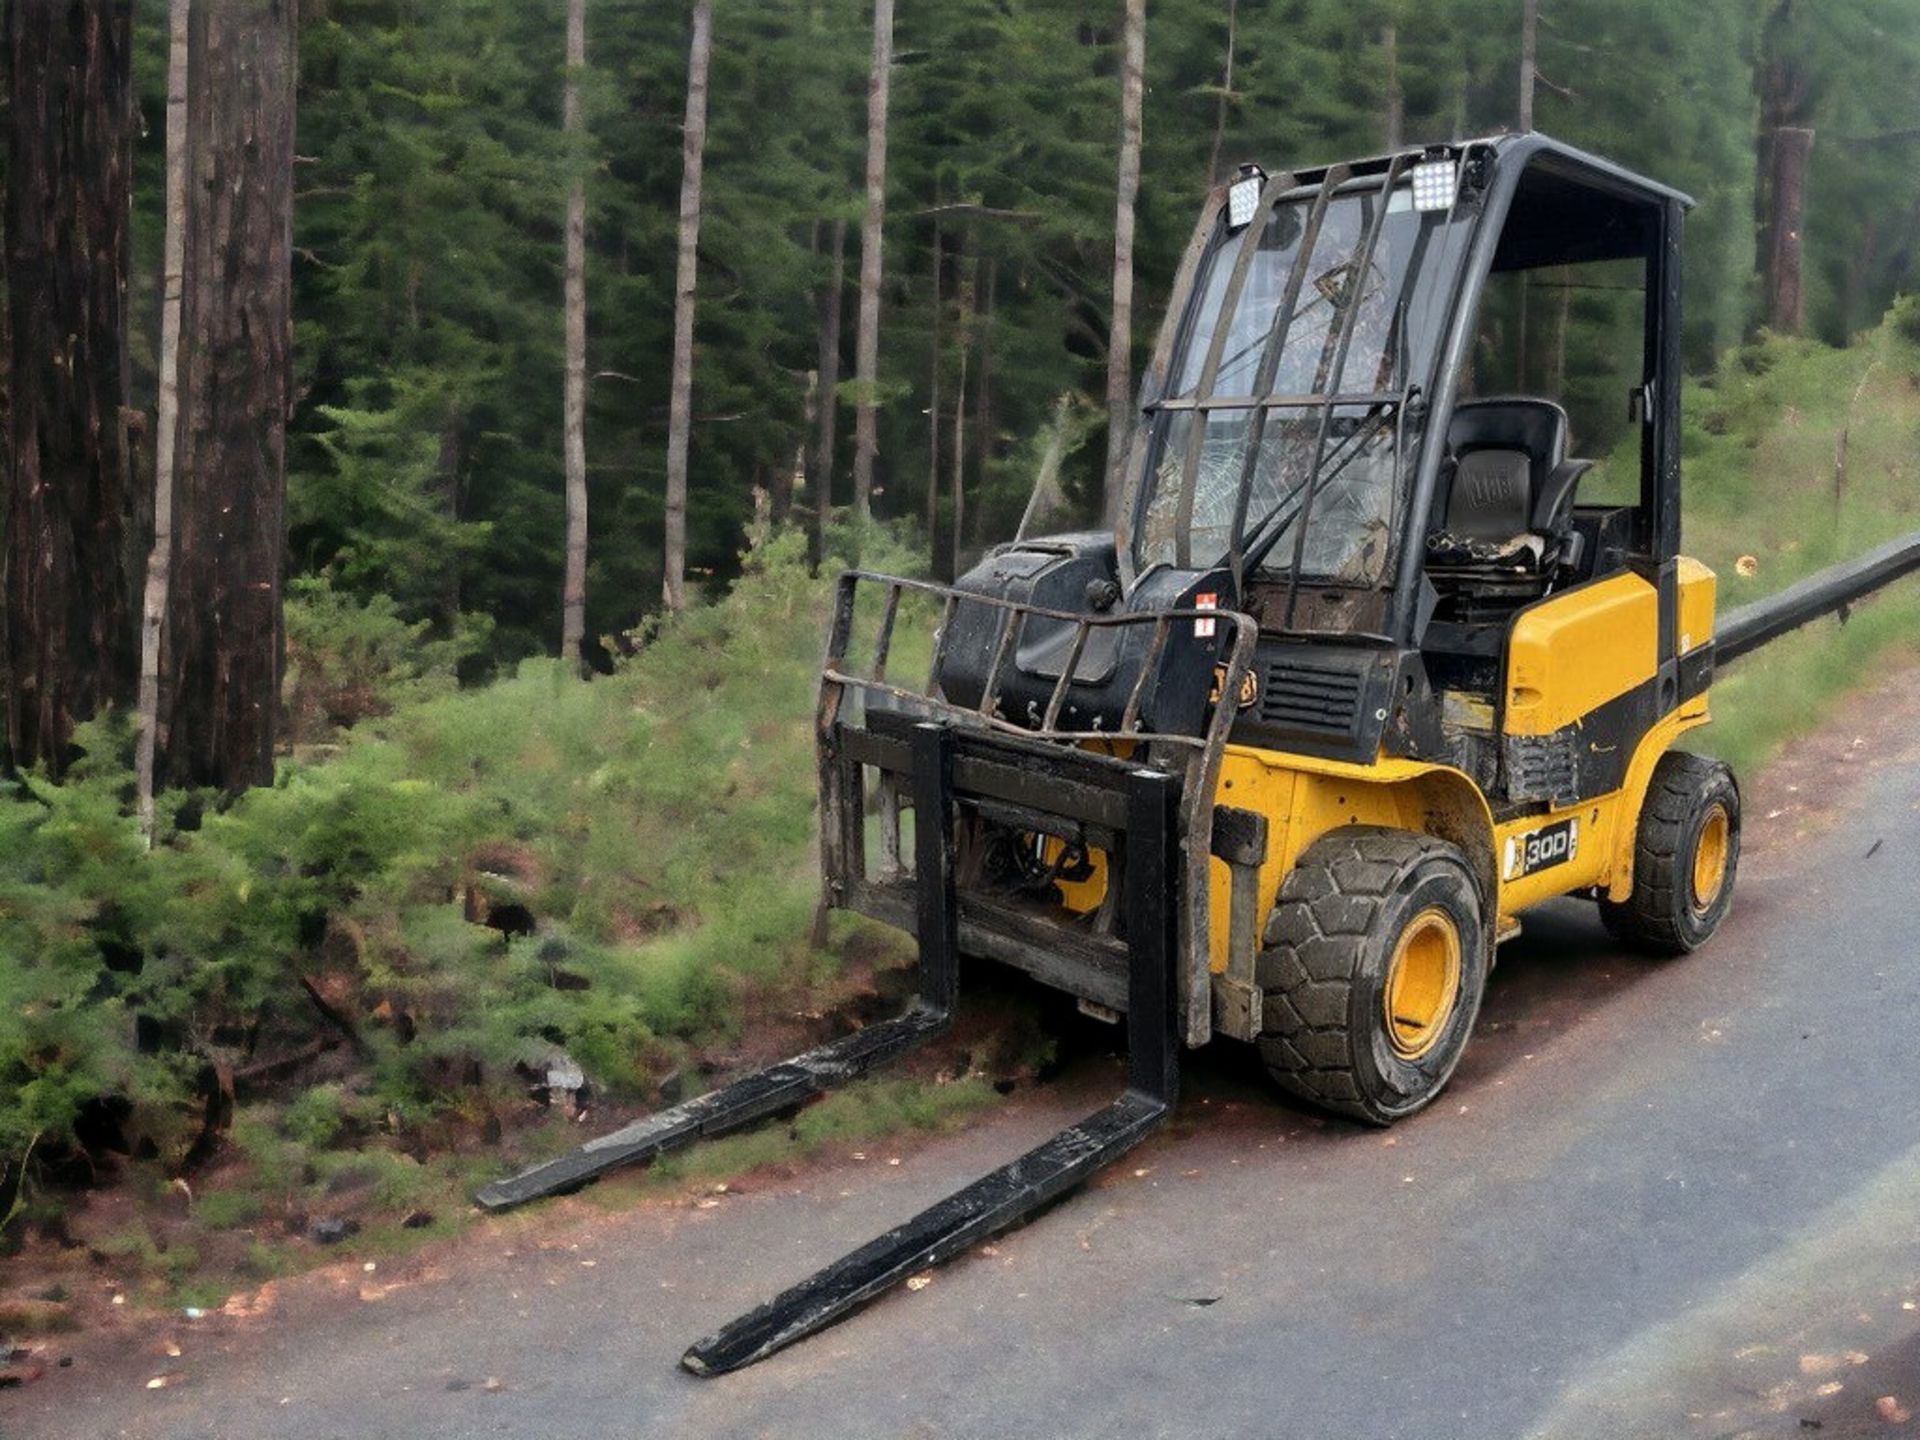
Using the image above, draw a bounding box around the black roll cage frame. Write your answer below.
[1116,132,1695,660]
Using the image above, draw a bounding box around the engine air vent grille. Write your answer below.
[1259,661,1363,738]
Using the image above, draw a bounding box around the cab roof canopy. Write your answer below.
[1275,131,1696,272]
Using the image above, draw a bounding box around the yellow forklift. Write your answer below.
[482,134,1920,1374]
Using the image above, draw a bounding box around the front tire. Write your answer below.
[1599,750,1740,955]
[1257,828,1488,1126]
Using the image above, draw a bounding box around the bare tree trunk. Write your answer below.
[560,0,589,665]
[926,207,942,562]
[950,340,968,583]
[850,0,894,525]
[135,0,189,835]
[1383,19,1402,149]
[663,0,712,612]
[1102,0,1145,523]
[1518,0,1537,130]
[971,252,996,529]
[1205,0,1238,183]
[156,0,296,794]
[950,233,973,581]
[3,0,136,774]
[1764,126,1814,334]
[811,214,845,562]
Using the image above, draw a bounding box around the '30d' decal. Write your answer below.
[1503,817,1579,881]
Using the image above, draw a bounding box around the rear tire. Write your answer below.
[1599,750,1740,956]
[1257,828,1487,1126]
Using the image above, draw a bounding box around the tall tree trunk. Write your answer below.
[971,252,996,528]
[1205,0,1238,184]
[1102,0,1145,523]
[135,0,189,834]
[950,339,968,584]
[3,0,136,774]
[811,214,845,562]
[950,232,973,582]
[155,0,296,794]
[851,0,894,526]
[1763,126,1814,334]
[1753,0,1811,334]
[1518,0,1537,130]
[560,0,589,664]
[925,207,942,561]
[556,0,583,664]
[662,0,712,611]
[1383,21,1402,149]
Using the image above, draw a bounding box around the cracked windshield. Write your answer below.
[1137,183,1465,585]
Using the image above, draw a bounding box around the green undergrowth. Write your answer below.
[1672,299,1920,774]
[0,526,931,1276]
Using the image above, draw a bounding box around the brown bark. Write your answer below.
[136,0,189,834]
[663,0,712,611]
[851,0,894,525]
[560,0,588,665]
[811,214,846,559]
[3,0,136,773]
[154,0,296,794]
[1102,0,1145,523]
[1763,126,1814,334]
[1754,0,1814,335]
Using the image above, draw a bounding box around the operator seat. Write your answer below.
[1428,397,1592,576]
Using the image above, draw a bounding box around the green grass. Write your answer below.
[1669,306,1920,774]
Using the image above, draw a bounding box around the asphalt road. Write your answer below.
[9,679,1920,1440]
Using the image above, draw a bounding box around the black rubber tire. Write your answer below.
[1599,750,1741,956]
[1257,828,1488,1126]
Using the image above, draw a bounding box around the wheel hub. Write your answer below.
[1383,907,1463,1061]
[1691,803,1731,912]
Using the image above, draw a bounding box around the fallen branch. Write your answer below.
[300,974,370,1056]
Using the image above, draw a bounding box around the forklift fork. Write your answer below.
[477,722,1183,1376]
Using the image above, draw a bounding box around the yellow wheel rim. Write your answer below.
[1383,908,1463,1061]
[1691,804,1731,912]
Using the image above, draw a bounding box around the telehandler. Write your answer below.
[481,133,1920,1374]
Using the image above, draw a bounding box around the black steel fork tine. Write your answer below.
[679,767,1181,1378]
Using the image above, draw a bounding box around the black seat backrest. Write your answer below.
[1441,397,1583,542]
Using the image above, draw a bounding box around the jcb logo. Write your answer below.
[1209,663,1260,711]
[1503,817,1579,880]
